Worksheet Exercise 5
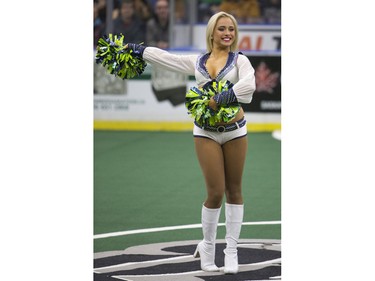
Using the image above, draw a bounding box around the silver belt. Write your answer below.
[194,118,246,132]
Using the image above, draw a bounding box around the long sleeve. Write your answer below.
[232,54,256,104]
[143,47,197,75]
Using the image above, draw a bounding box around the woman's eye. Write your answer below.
[217,27,234,32]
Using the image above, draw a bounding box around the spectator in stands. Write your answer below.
[238,0,262,23]
[263,0,281,24]
[94,0,123,48]
[148,0,157,7]
[198,0,222,23]
[134,0,153,23]
[95,0,121,23]
[219,0,262,24]
[94,1,106,48]
[146,0,169,49]
[95,0,107,23]
[113,0,146,43]
[174,0,187,23]
[149,0,186,23]
[219,0,241,21]
[146,0,183,107]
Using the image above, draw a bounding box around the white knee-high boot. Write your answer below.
[224,203,244,274]
[193,204,221,272]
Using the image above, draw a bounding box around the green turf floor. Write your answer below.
[94,131,281,252]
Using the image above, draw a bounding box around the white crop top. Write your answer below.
[143,47,256,104]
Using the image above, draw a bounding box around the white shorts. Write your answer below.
[193,120,247,145]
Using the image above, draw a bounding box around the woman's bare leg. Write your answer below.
[222,135,247,274]
[194,137,226,208]
[222,136,248,204]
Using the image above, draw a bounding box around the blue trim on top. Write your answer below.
[196,51,241,81]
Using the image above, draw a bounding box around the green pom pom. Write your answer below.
[185,80,240,126]
[95,34,147,79]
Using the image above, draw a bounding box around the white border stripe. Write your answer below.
[94,255,193,273]
[110,258,282,279]
[94,221,281,239]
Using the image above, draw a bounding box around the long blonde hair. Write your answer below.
[206,11,239,53]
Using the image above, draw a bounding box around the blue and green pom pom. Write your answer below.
[185,80,240,127]
[95,34,147,79]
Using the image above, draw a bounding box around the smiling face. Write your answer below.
[212,17,236,50]
[206,12,239,52]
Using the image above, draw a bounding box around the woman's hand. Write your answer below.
[125,43,146,58]
[208,97,218,111]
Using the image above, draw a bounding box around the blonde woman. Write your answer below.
[127,11,256,274]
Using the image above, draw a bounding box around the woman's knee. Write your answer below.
[205,190,224,208]
[225,187,243,204]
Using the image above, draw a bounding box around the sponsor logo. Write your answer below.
[260,101,281,110]
[255,62,280,94]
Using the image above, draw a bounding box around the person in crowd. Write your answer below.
[263,0,281,24]
[95,0,108,23]
[125,11,256,274]
[174,0,187,23]
[94,0,124,48]
[146,0,188,107]
[198,0,222,23]
[238,0,262,23]
[219,0,262,24]
[134,0,153,23]
[146,0,169,49]
[95,0,121,24]
[113,0,146,43]
[94,0,106,48]
[219,0,241,21]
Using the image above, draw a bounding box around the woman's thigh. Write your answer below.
[194,137,226,191]
[222,135,248,201]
